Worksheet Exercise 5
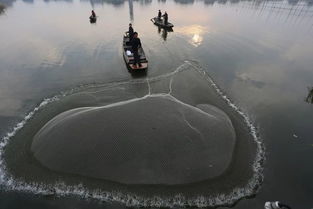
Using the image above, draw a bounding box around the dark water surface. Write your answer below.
[0,0,313,208]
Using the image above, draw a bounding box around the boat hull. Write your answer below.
[151,17,174,28]
[122,35,148,71]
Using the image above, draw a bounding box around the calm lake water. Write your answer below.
[0,0,313,208]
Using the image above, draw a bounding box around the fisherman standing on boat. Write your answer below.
[128,23,134,41]
[158,10,162,20]
[91,10,96,18]
[162,12,168,25]
[89,10,97,23]
[130,32,142,68]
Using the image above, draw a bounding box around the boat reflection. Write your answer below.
[157,26,173,41]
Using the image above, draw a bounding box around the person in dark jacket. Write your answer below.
[162,12,168,25]
[91,10,96,18]
[128,23,134,40]
[130,32,142,68]
[158,10,162,20]
[89,10,97,23]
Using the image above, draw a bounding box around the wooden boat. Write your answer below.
[151,17,174,29]
[122,34,148,70]
[89,16,97,23]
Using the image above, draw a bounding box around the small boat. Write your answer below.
[151,17,174,29]
[89,16,97,23]
[122,34,148,71]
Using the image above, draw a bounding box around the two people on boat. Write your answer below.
[127,24,142,68]
[89,10,97,23]
[157,10,169,25]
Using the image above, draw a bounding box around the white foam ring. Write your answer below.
[0,61,265,208]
